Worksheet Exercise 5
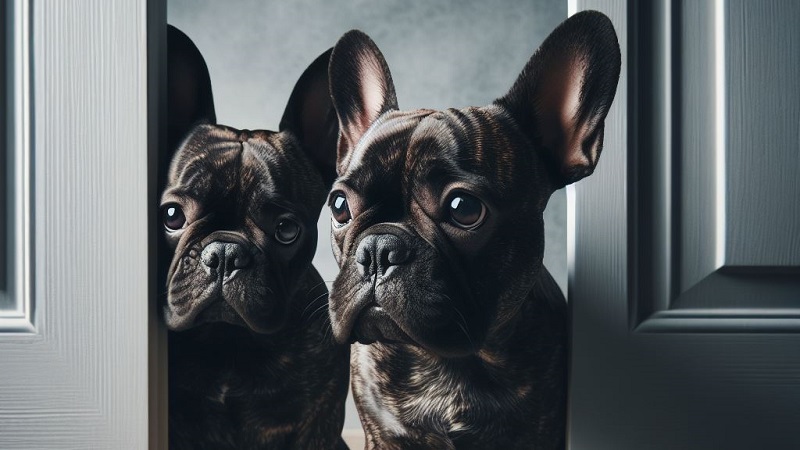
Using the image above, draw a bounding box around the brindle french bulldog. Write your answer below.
[324,11,620,449]
[162,25,348,450]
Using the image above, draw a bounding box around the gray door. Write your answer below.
[0,1,163,448]
[569,1,800,449]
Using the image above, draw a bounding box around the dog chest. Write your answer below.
[354,343,533,438]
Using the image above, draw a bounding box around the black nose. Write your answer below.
[201,241,251,277]
[355,234,410,278]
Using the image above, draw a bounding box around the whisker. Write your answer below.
[304,281,328,297]
[301,295,331,323]
[300,291,328,318]
[315,316,335,347]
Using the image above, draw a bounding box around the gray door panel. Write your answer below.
[570,1,800,449]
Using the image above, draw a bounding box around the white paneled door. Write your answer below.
[0,1,163,449]
[569,1,800,449]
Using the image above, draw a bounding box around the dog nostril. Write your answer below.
[356,248,372,267]
[201,241,251,274]
[375,235,407,266]
[386,247,409,265]
[228,250,251,269]
[201,250,220,268]
[356,236,377,277]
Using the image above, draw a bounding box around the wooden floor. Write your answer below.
[342,429,366,449]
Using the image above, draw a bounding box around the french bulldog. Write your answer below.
[325,11,620,449]
[162,25,349,450]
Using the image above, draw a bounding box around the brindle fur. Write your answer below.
[163,26,348,449]
[325,12,620,449]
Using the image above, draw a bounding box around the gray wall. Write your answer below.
[169,0,567,431]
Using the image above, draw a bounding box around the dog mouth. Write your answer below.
[329,276,414,346]
[330,272,482,357]
[350,303,412,344]
[329,275,427,348]
[329,227,481,355]
[164,251,284,333]
[193,297,248,327]
[164,285,281,333]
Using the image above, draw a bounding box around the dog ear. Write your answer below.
[279,48,339,188]
[496,10,621,187]
[167,25,216,153]
[328,30,398,174]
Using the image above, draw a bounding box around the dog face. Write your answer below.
[161,26,337,333]
[326,12,620,357]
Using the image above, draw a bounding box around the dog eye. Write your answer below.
[275,218,301,244]
[330,193,352,226]
[161,203,186,231]
[447,192,486,230]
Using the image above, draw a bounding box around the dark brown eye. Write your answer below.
[447,192,486,229]
[162,203,186,231]
[330,193,351,226]
[275,218,301,244]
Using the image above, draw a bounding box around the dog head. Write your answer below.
[325,12,620,356]
[161,26,337,333]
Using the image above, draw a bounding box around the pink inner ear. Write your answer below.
[537,57,593,173]
[357,51,389,131]
[338,51,390,170]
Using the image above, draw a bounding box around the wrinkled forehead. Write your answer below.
[338,109,433,193]
[340,105,533,200]
[167,126,241,189]
[407,105,531,196]
[164,124,323,214]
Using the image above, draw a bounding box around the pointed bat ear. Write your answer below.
[279,48,339,189]
[167,25,216,153]
[328,30,398,175]
[497,11,621,187]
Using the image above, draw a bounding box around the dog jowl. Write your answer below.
[162,25,348,450]
[326,11,620,449]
